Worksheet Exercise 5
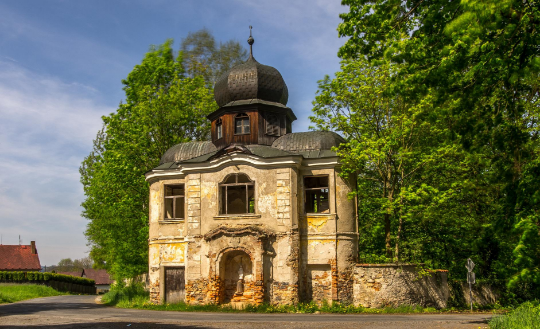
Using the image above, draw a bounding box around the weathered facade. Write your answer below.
[145,33,450,307]
[145,34,358,306]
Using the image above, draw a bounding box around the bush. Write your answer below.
[101,283,149,307]
[0,271,94,286]
[489,301,540,329]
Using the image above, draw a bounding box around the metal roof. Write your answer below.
[272,131,345,153]
[159,141,217,165]
[154,132,344,171]
[214,55,288,107]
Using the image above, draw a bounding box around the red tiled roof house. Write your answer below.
[0,241,41,271]
[82,268,113,293]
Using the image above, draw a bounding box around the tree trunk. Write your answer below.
[395,191,403,263]
[394,197,403,263]
[385,212,392,258]
[384,177,394,259]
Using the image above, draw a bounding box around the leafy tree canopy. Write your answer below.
[181,28,248,84]
[311,0,540,296]
[81,31,246,280]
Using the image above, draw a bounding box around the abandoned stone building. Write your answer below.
[145,34,449,307]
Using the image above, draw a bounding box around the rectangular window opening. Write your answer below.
[164,184,185,220]
[304,176,330,214]
[234,115,250,135]
[266,114,281,136]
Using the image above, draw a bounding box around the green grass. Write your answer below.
[489,301,540,329]
[101,284,470,314]
[0,284,67,303]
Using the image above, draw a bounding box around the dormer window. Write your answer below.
[266,114,280,136]
[216,118,223,139]
[220,173,255,214]
[235,113,250,135]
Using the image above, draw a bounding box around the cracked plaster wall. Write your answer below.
[148,163,358,305]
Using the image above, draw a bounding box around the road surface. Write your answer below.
[0,295,492,328]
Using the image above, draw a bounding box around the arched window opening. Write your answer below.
[216,118,223,139]
[235,113,250,135]
[220,173,255,214]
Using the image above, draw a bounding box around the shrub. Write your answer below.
[489,301,540,329]
[0,271,94,286]
[101,283,148,306]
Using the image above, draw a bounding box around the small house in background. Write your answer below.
[0,241,41,271]
[82,268,113,293]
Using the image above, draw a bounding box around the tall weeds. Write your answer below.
[489,302,540,329]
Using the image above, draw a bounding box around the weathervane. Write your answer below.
[248,25,254,57]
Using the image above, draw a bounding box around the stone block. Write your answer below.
[188,203,201,211]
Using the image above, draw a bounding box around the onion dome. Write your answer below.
[213,27,288,107]
[272,131,345,153]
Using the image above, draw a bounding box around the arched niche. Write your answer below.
[217,249,254,304]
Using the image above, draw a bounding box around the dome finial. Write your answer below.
[247,25,254,58]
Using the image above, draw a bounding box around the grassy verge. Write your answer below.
[489,301,540,329]
[0,284,67,303]
[102,284,495,314]
[128,301,444,314]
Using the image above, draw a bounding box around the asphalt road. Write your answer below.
[0,295,493,329]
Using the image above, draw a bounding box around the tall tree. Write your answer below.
[181,28,248,84]
[337,0,540,291]
[80,40,217,279]
[311,58,495,274]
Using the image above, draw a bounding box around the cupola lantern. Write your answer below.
[208,27,297,149]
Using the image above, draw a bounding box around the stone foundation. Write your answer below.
[353,264,449,308]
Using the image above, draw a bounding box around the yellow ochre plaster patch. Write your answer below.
[307,215,331,229]
[307,239,334,245]
[151,242,187,264]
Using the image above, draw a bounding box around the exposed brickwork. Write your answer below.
[186,278,211,304]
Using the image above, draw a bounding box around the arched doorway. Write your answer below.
[218,250,253,304]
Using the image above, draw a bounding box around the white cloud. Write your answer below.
[0,61,114,265]
[0,0,352,265]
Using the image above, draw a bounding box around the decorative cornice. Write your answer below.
[203,225,275,241]
[145,152,340,181]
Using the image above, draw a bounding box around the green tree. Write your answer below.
[181,28,248,84]
[80,40,217,279]
[56,258,74,272]
[72,257,94,271]
[311,58,496,274]
[337,0,540,291]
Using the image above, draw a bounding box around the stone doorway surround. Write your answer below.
[204,225,275,305]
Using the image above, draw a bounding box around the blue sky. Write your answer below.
[0,0,348,266]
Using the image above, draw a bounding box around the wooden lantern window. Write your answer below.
[266,114,281,136]
[216,118,223,140]
[234,113,250,135]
